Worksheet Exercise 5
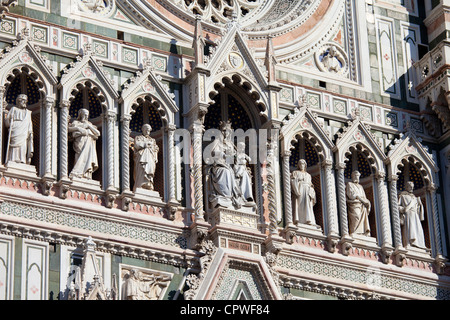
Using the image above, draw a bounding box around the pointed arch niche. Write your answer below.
[386,131,446,269]
[203,81,265,217]
[57,50,119,207]
[119,65,179,217]
[335,117,393,259]
[280,106,339,251]
[0,35,57,195]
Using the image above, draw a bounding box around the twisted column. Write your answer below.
[167,124,177,203]
[324,160,339,235]
[59,100,70,180]
[282,151,293,227]
[44,97,54,177]
[336,163,349,237]
[0,86,5,165]
[121,115,131,192]
[428,184,443,256]
[191,121,204,221]
[388,175,403,248]
[106,111,116,190]
[267,141,278,235]
[376,173,392,246]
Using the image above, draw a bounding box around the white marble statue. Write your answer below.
[122,268,171,300]
[133,124,159,192]
[291,159,317,225]
[82,0,106,12]
[398,181,427,249]
[346,171,371,237]
[68,108,100,179]
[234,141,254,203]
[322,46,341,73]
[207,120,244,209]
[4,94,33,165]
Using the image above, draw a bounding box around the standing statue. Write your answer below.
[133,124,159,192]
[398,181,426,249]
[4,94,33,165]
[291,159,317,225]
[234,142,254,203]
[207,120,244,209]
[346,171,371,237]
[68,108,100,179]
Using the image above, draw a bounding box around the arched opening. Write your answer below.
[344,144,378,239]
[129,95,165,198]
[396,157,431,250]
[3,66,44,174]
[203,84,263,214]
[289,133,323,231]
[68,81,105,185]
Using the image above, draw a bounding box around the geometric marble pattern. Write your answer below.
[277,254,450,299]
[0,201,188,249]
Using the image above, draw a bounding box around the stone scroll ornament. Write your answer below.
[398,181,427,249]
[68,108,100,179]
[4,94,33,165]
[346,171,371,237]
[133,124,159,192]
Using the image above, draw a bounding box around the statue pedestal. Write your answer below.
[404,244,432,259]
[133,188,163,203]
[4,162,38,179]
[71,177,102,193]
[295,223,325,239]
[208,205,258,230]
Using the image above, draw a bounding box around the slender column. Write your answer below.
[376,173,392,246]
[336,163,349,237]
[388,175,403,249]
[323,160,339,235]
[282,150,293,227]
[167,124,177,203]
[106,111,116,190]
[59,100,70,180]
[428,184,443,256]
[267,140,278,235]
[43,97,54,177]
[121,114,131,192]
[190,121,204,221]
[0,86,5,165]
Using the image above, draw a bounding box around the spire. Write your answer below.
[193,14,205,68]
[265,35,277,84]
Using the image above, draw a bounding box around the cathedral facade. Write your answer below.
[0,0,449,300]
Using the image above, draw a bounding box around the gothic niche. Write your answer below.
[68,81,104,185]
[289,133,323,231]
[203,92,259,213]
[3,67,43,174]
[129,95,164,198]
[343,145,377,240]
[396,158,431,251]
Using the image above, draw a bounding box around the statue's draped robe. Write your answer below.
[6,106,33,164]
[70,120,99,179]
[291,170,316,225]
[207,137,242,208]
[234,153,253,202]
[398,191,426,248]
[346,181,371,236]
[133,135,158,191]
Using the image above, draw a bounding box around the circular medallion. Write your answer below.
[228,52,244,69]
[142,81,155,93]
[19,52,33,64]
[82,66,95,78]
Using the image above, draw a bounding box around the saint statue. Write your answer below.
[207,120,244,209]
[346,171,371,237]
[68,108,100,179]
[133,124,159,192]
[4,94,33,165]
[122,268,171,300]
[291,159,317,225]
[234,142,254,203]
[322,46,341,73]
[398,181,426,249]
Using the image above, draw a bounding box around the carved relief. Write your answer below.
[121,267,172,300]
[316,44,348,76]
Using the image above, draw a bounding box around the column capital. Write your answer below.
[60,100,71,109]
[322,159,333,168]
[375,172,386,181]
[336,162,346,170]
[165,123,177,132]
[427,183,438,192]
[105,111,117,122]
[120,114,132,123]
[44,96,55,107]
[388,174,399,182]
[281,150,292,158]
